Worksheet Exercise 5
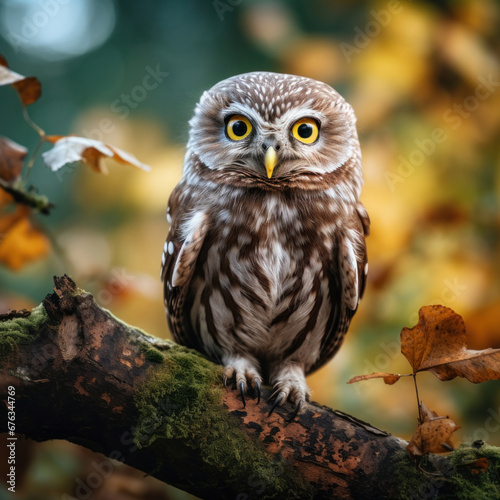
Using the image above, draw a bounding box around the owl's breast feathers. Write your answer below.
[162,181,369,374]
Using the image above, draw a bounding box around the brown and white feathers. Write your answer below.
[161,72,369,416]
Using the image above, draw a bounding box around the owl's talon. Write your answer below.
[223,375,228,387]
[223,358,262,406]
[267,388,280,402]
[254,379,261,405]
[268,392,286,416]
[238,380,246,408]
[286,399,303,422]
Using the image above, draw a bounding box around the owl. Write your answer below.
[161,72,369,419]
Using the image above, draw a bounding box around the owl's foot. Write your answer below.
[223,356,263,408]
[268,363,309,421]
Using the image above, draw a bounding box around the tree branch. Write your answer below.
[0,276,497,499]
[0,177,53,214]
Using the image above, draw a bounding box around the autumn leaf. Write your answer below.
[0,136,27,183]
[401,305,500,383]
[42,136,151,174]
[0,207,50,270]
[466,457,489,474]
[406,402,460,459]
[347,372,402,385]
[0,55,41,106]
[0,189,13,207]
[417,400,440,422]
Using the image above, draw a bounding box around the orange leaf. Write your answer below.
[468,457,489,474]
[0,189,13,207]
[45,135,64,143]
[407,402,460,459]
[0,208,21,234]
[347,372,401,385]
[42,136,151,174]
[0,207,50,270]
[0,136,27,183]
[0,55,41,106]
[401,305,500,383]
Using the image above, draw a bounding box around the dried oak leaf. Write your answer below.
[0,207,50,270]
[347,372,401,385]
[0,55,41,106]
[401,305,500,382]
[0,136,27,183]
[418,400,440,422]
[42,136,151,174]
[407,402,460,459]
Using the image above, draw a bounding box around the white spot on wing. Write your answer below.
[181,210,206,240]
[344,236,359,310]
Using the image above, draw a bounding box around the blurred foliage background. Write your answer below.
[0,0,499,498]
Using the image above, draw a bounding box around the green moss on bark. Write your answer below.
[0,304,48,358]
[141,345,165,363]
[393,443,500,499]
[134,345,312,499]
[440,443,500,499]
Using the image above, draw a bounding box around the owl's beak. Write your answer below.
[264,146,278,179]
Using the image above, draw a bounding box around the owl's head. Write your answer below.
[186,72,361,192]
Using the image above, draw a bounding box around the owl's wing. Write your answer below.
[312,203,370,372]
[351,203,370,303]
[161,184,210,350]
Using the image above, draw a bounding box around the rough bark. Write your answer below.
[0,276,498,500]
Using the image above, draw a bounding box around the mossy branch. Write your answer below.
[0,276,498,499]
[0,177,53,214]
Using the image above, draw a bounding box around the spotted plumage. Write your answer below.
[161,72,369,416]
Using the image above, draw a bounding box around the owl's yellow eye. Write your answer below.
[226,115,253,141]
[292,118,319,144]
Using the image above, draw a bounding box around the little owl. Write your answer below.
[161,72,369,418]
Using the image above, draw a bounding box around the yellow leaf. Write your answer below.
[0,208,50,270]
